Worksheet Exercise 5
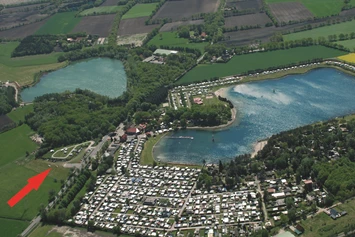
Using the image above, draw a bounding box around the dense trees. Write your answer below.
[0,87,17,115]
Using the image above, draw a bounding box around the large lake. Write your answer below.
[21,58,127,102]
[154,68,355,165]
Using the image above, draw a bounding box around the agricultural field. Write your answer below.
[0,7,49,30]
[153,0,220,22]
[118,17,158,36]
[0,20,48,39]
[101,0,120,6]
[265,0,353,17]
[79,5,124,16]
[336,39,355,51]
[159,20,204,32]
[268,2,313,23]
[301,198,355,237]
[224,13,272,28]
[122,3,159,19]
[0,42,65,86]
[225,0,261,10]
[0,0,36,5]
[338,53,355,63]
[0,218,29,237]
[177,46,346,84]
[35,12,82,35]
[147,31,209,52]
[71,14,116,37]
[7,104,34,123]
[284,20,355,41]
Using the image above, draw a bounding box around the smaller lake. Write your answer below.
[21,58,127,102]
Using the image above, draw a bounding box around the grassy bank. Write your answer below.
[140,133,165,165]
[177,46,346,84]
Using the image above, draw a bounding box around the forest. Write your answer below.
[0,87,17,115]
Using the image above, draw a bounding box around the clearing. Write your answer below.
[268,2,313,23]
[118,17,158,36]
[284,20,355,41]
[35,12,82,35]
[224,13,272,28]
[153,0,220,22]
[122,3,159,19]
[147,31,209,52]
[71,14,116,37]
[177,46,346,84]
[0,42,65,86]
[79,6,124,16]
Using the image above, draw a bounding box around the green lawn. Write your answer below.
[284,21,355,41]
[7,104,34,123]
[301,198,355,237]
[0,125,37,167]
[265,0,350,17]
[0,217,29,237]
[0,42,65,86]
[122,3,158,19]
[79,5,124,16]
[147,32,209,52]
[140,134,165,165]
[36,12,82,35]
[177,46,346,84]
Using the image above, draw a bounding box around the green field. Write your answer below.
[0,217,29,237]
[147,32,209,52]
[265,0,354,17]
[7,104,34,123]
[177,46,346,84]
[122,3,158,19]
[301,198,355,237]
[0,42,65,86]
[284,21,355,41]
[0,125,37,167]
[79,5,124,16]
[36,12,82,35]
[336,39,355,51]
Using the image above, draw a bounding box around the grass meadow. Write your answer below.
[79,5,124,16]
[0,217,29,237]
[301,198,355,237]
[35,12,82,35]
[7,104,34,123]
[177,46,346,84]
[284,20,355,41]
[265,0,355,17]
[147,32,209,52]
[122,3,159,19]
[336,39,355,51]
[0,42,65,86]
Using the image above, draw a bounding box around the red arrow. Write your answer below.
[7,168,51,207]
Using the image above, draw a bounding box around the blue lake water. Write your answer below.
[21,58,127,102]
[154,68,355,165]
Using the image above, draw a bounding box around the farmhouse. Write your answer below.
[126,127,140,135]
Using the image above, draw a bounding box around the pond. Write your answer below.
[154,68,355,165]
[21,58,127,102]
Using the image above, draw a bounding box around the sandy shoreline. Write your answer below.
[251,140,268,158]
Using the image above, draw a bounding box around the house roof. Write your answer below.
[126,127,139,133]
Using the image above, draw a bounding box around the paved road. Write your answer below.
[255,176,268,221]
[21,216,41,237]
[90,135,109,158]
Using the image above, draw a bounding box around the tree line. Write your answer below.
[0,87,17,115]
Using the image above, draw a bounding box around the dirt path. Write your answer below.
[4,82,19,102]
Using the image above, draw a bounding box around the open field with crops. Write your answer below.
[153,0,220,22]
[177,46,346,84]
[0,0,36,5]
[122,3,159,19]
[0,20,47,39]
[284,20,355,41]
[118,16,158,36]
[160,20,204,32]
[224,13,272,28]
[79,6,124,16]
[269,2,313,23]
[266,0,355,17]
[0,217,29,237]
[101,0,120,6]
[147,31,209,52]
[35,12,82,35]
[225,0,261,10]
[71,14,116,37]
[0,42,65,85]
[338,53,355,63]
